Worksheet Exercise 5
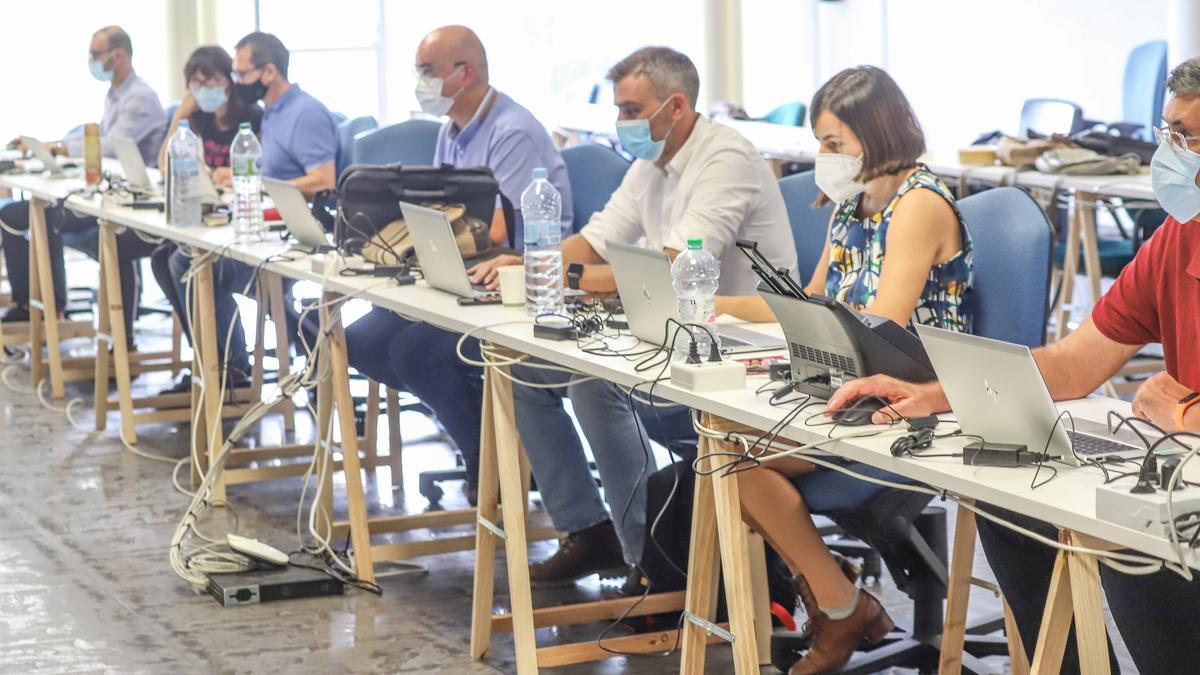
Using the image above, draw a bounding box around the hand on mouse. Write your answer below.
[827,375,950,425]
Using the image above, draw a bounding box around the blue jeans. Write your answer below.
[511,364,696,563]
[167,249,251,374]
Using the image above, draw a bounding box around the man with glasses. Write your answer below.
[1,25,166,344]
[334,25,572,505]
[826,56,1200,674]
[161,31,339,392]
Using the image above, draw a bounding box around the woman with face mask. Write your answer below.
[151,45,264,394]
[712,66,974,675]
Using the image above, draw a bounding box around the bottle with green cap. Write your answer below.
[670,237,721,358]
[231,121,263,241]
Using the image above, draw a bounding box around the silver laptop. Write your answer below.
[606,241,784,355]
[263,178,331,251]
[916,325,1150,465]
[113,137,158,196]
[399,201,496,299]
[20,135,77,179]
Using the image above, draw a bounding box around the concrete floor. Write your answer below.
[0,315,1138,674]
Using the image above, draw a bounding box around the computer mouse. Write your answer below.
[831,397,886,426]
[60,161,79,169]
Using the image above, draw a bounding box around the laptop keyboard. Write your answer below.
[720,332,751,348]
[1068,431,1139,457]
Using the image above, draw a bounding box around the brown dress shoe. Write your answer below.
[529,520,627,589]
[789,590,895,675]
[793,552,862,639]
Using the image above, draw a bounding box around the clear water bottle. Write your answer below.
[521,167,564,317]
[230,122,263,242]
[671,238,721,359]
[168,120,202,228]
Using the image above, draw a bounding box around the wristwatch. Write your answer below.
[1176,391,1200,430]
[567,262,584,291]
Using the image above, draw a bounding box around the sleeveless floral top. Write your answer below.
[824,165,974,332]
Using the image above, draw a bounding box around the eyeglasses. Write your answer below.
[232,66,262,84]
[413,61,466,79]
[88,48,112,60]
[1153,126,1200,153]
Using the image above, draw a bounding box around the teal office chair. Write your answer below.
[561,143,630,231]
[777,171,833,285]
[353,118,441,167]
[335,116,377,177]
[761,101,807,127]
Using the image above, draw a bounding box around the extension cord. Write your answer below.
[1095,482,1200,538]
[670,359,747,392]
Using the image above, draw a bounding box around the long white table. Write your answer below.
[6,169,1193,673]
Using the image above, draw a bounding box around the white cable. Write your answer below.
[2,364,34,393]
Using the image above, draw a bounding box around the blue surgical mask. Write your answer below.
[191,85,229,114]
[89,59,113,82]
[615,98,675,161]
[1151,140,1200,223]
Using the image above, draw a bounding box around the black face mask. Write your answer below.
[234,78,268,105]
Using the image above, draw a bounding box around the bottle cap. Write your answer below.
[687,238,702,250]
[532,167,548,180]
[178,120,189,129]
[239,122,252,130]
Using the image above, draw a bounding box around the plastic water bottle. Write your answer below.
[230,122,263,242]
[671,238,721,359]
[521,167,564,317]
[167,120,202,227]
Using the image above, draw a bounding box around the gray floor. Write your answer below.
[0,314,1137,674]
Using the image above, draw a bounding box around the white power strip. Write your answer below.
[1095,482,1200,538]
[670,359,747,392]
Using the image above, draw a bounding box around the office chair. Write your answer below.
[1112,40,1168,141]
[1018,98,1085,138]
[761,101,807,128]
[778,171,833,286]
[561,143,630,231]
[335,115,378,178]
[352,118,441,167]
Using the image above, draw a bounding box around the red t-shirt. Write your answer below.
[1091,216,1200,389]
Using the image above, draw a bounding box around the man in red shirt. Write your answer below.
[827,60,1200,673]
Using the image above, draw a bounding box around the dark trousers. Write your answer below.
[1,199,155,341]
[161,247,252,374]
[977,505,1200,675]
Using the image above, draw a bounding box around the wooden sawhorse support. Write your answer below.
[1028,529,1115,675]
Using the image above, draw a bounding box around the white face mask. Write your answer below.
[814,152,867,203]
[414,66,464,117]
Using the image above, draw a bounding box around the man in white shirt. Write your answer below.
[492,47,796,587]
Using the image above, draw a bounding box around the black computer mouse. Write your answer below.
[831,397,886,426]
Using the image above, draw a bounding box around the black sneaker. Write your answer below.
[159,372,192,396]
[1,306,30,324]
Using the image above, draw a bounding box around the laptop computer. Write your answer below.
[399,200,497,299]
[606,241,784,355]
[112,137,159,196]
[262,178,332,251]
[20,135,77,179]
[915,325,1149,466]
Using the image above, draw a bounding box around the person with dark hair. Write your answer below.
[703,66,974,675]
[149,45,264,391]
[472,46,796,587]
[161,31,339,390]
[0,25,167,346]
[825,56,1200,675]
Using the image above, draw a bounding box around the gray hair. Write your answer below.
[607,47,700,108]
[1167,56,1200,96]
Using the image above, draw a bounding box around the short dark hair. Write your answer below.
[96,25,132,58]
[235,31,289,79]
[184,45,232,84]
[810,66,925,183]
[607,46,700,108]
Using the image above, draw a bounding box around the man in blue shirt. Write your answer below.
[162,32,338,389]
[342,25,572,503]
[1,25,167,346]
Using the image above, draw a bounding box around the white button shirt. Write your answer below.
[580,115,797,296]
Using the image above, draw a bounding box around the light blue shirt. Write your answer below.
[66,72,167,166]
[434,88,573,246]
[261,84,339,181]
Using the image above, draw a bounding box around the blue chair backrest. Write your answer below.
[762,101,807,127]
[353,118,441,167]
[1122,40,1168,142]
[164,102,179,124]
[336,115,378,177]
[957,187,1053,348]
[1018,98,1085,137]
[778,171,833,286]
[561,143,630,232]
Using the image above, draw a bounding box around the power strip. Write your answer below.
[670,359,747,392]
[1095,482,1200,538]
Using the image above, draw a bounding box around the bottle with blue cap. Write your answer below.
[521,167,563,317]
[671,237,721,359]
[168,120,202,227]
